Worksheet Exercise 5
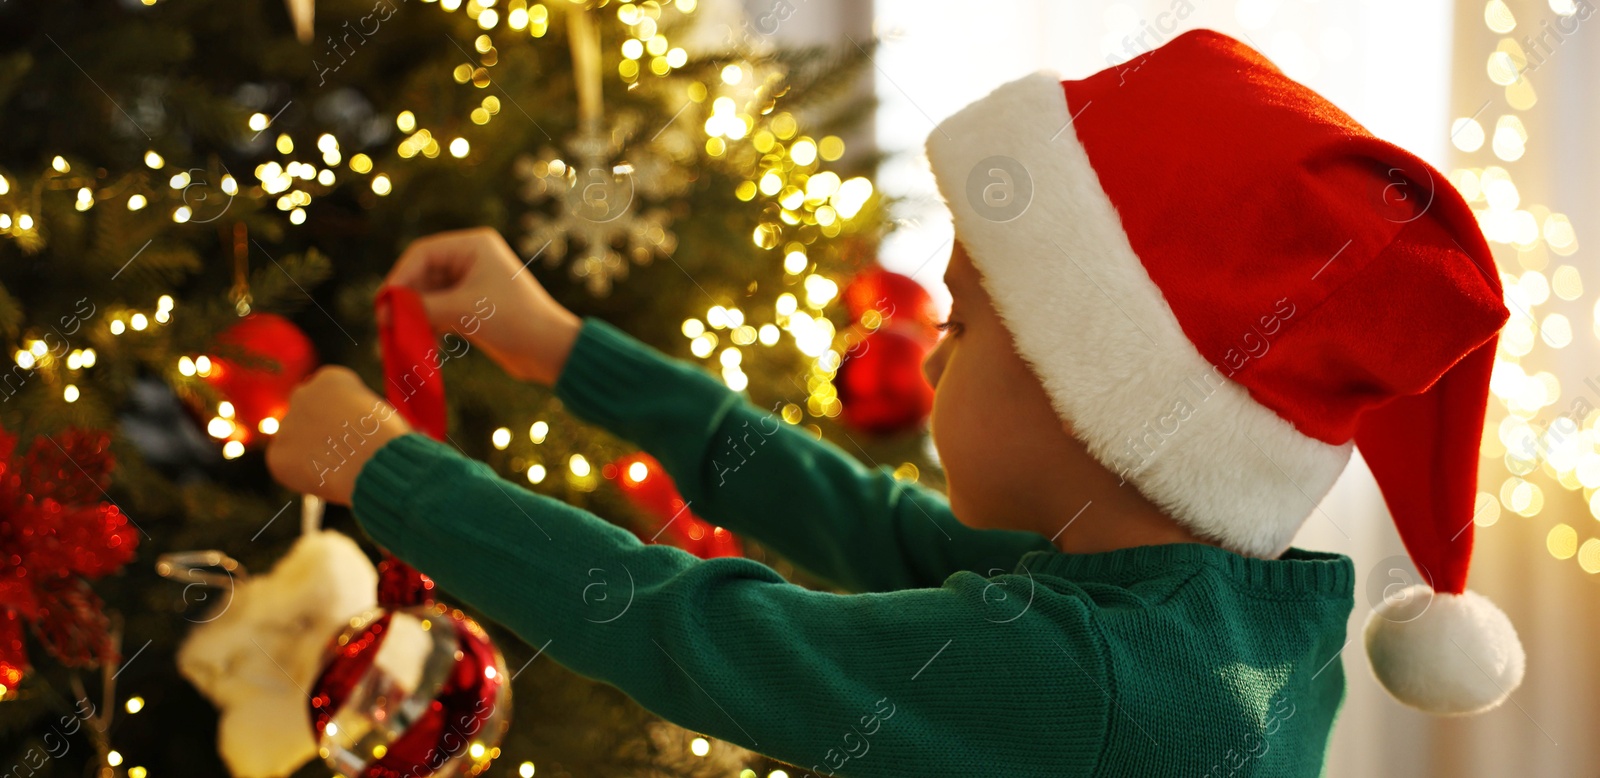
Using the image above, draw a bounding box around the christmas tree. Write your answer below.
[0,0,934,775]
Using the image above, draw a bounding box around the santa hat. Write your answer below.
[925,29,1523,716]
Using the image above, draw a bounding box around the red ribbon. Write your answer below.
[372,285,445,607]
[376,285,448,441]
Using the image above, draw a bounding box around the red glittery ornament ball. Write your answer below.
[308,604,510,778]
[841,268,941,343]
[202,313,318,445]
[834,324,936,435]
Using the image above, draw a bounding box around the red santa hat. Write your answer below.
[925,29,1523,715]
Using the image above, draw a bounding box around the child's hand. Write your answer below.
[384,227,582,385]
[266,366,411,505]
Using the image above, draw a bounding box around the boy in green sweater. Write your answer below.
[268,30,1525,777]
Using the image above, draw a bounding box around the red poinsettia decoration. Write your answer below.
[0,426,138,689]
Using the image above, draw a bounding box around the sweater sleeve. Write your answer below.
[352,433,1110,777]
[552,316,1054,593]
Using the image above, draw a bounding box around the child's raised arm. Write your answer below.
[553,315,1054,593]
[350,431,1111,777]
[378,226,1053,593]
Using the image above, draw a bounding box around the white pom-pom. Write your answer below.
[1363,585,1525,715]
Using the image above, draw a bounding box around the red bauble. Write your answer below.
[612,453,743,559]
[835,324,935,435]
[841,268,941,342]
[308,604,510,778]
[203,314,318,444]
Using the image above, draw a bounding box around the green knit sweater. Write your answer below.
[352,316,1357,777]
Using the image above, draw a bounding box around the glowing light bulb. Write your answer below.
[207,417,235,438]
[569,454,591,477]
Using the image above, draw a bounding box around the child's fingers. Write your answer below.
[386,238,470,292]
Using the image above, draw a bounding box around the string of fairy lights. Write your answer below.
[0,0,876,480]
[1450,0,1596,574]
[451,3,881,496]
[0,0,879,774]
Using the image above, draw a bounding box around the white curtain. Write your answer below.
[867,1,1600,775]
[1424,1,1600,775]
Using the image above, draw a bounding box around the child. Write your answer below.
[269,29,1525,776]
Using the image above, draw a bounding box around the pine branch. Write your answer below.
[0,51,34,113]
[243,246,333,313]
[0,280,23,340]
